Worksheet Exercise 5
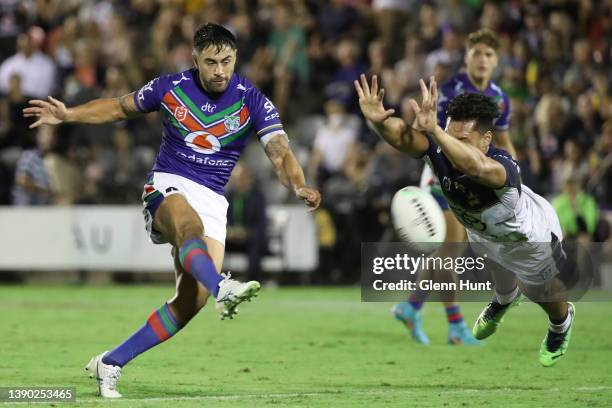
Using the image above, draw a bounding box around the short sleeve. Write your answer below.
[417,132,438,161]
[493,92,511,131]
[245,87,285,145]
[134,76,166,113]
[490,152,521,188]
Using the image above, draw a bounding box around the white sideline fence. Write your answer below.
[0,205,317,272]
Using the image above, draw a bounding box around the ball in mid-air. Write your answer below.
[390,186,446,254]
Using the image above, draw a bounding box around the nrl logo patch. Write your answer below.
[174,106,188,122]
[224,115,240,132]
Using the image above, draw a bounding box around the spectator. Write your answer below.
[560,92,604,152]
[563,38,594,96]
[424,27,463,78]
[552,177,599,241]
[0,73,34,148]
[267,3,309,116]
[44,139,84,206]
[325,38,365,114]
[11,125,55,205]
[308,97,360,188]
[371,0,412,50]
[588,120,612,209]
[317,0,358,44]
[86,127,155,204]
[0,31,57,99]
[552,139,590,193]
[416,2,442,53]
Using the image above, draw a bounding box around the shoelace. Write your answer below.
[220,271,233,281]
[103,366,121,390]
[482,301,509,322]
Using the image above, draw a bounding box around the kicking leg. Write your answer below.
[167,246,213,323]
[154,194,260,319]
[154,194,224,296]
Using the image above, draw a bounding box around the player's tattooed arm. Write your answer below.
[264,133,321,211]
[117,92,143,120]
[23,92,143,128]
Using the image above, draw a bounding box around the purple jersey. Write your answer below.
[437,73,510,131]
[134,69,285,194]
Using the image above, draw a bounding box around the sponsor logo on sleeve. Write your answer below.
[172,72,190,86]
[264,112,280,121]
[138,78,156,103]
[263,98,275,114]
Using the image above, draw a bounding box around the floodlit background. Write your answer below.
[0,1,611,406]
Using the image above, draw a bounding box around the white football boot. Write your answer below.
[85,352,122,398]
[215,272,261,320]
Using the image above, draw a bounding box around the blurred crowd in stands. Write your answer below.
[0,0,610,281]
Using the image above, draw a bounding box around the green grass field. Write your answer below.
[1,285,612,407]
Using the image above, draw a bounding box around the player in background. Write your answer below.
[24,23,320,398]
[392,28,515,345]
[356,74,574,367]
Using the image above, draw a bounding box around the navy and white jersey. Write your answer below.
[420,134,559,244]
[420,73,511,205]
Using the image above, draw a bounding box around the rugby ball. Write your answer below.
[390,186,446,253]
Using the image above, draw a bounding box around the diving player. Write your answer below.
[355,74,574,366]
[392,28,515,345]
[24,23,321,397]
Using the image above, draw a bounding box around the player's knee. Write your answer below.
[172,217,204,247]
[168,296,205,324]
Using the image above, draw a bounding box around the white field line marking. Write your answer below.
[3,386,612,405]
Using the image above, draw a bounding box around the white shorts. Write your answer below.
[467,196,564,285]
[142,172,229,245]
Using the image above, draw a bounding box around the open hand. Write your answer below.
[408,77,438,134]
[22,96,68,129]
[354,74,395,124]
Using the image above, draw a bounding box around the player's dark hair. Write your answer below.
[446,93,500,132]
[467,28,499,50]
[193,23,237,53]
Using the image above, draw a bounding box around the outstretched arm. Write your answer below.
[354,74,429,157]
[264,133,321,211]
[23,92,143,129]
[410,77,508,188]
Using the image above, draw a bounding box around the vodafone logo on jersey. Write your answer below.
[174,106,188,122]
[184,131,220,155]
